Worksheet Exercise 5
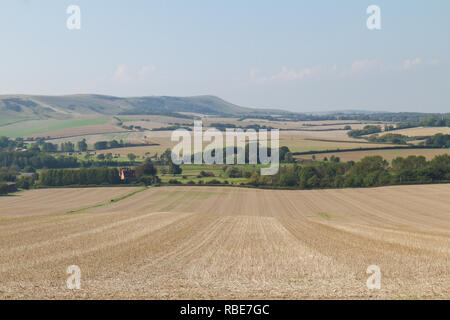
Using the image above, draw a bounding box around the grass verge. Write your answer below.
[66,186,147,214]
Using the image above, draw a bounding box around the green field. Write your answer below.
[0,117,111,138]
[159,164,258,185]
[0,117,38,127]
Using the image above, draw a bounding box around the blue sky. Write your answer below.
[0,0,449,112]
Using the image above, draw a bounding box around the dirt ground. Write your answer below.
[0,185,449,299]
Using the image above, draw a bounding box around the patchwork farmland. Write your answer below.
[1,185,449,299]
[296,148,450,162]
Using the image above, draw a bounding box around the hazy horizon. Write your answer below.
[1,0,449,113]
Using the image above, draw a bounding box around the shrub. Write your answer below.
[199,171,215,177]
[0,183,8,195]
[225,166,242,178]
[135,161,157,178]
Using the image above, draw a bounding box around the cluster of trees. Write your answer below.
[154,145,294,167]
[152,125,192,131]
[0,148,79,169]
[1,147,142,173]
[0,136,22,151]
[397,116,450,130]
[77,139,88,151]
[34,140,84,153]
[423,134,450,148]
[0,182,9,195]
[348,125,382,138]
[223,166,255,179]
[172,145,294,166]
[169,161,182,174]
[60,142,75,152]
[16,175,38,190]
[122,124,144,131]
[38,168,122,186]
[210,123,274,131]
[363,132,449,147]
[0,167,19,181]
[197,171,215,178]
[93,140,127,150]
[38,159,162,187]
[239,113,449,123]
[42,142,58,153]
[135,161,160,185]
[366,133,409,144]
[37,139,147,153]
[247,154,450,189]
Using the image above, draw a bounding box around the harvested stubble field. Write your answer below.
[381,127,450,137]
[86,130,402,158]
[296,148,450,162]
[0,185,449,299]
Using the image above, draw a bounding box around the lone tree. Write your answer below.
[127,153,137,162]
[168,161,182,174]
[77,139,88,152]
[136,160,157,178]
[135,160,159,185]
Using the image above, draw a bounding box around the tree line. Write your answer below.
[38,168,122,186]
[38,160,160,187]
[247,154,450,189]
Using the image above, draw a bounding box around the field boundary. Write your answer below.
[157,180,450,191]
[66,186,148,214]
[24,130,134,141]
[292,146,444,156]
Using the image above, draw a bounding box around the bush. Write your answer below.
[206,179,221,185]
[139,175,160,186]
[0,183,8,195]
[169,162,182,174]
[168,179,181,184]
[135,161,157,178]
[17,176,33,190]
[23,165,36,173]
[199,171,215,177]
[225,166,242,178]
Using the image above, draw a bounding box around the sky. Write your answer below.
[0,0,449,113]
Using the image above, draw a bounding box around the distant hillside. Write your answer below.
[0,94,290,120]
[1,94,447,124]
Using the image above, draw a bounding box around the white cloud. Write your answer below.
[113,64,132,82]
[349,59,379,74]
[403,58,422,70]
[139,65,156,78]
[429,59,440,66]
[271,66,316,81]
[113,64,156,82]
[250,66,318,84]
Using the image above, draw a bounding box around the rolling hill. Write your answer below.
[0,94,290,121]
